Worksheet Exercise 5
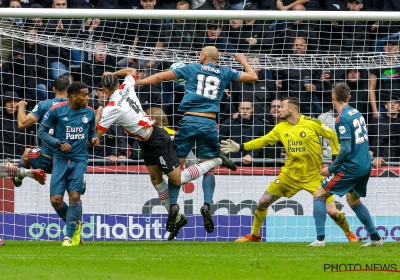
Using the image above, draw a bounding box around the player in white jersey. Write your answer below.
[96,68,236,240]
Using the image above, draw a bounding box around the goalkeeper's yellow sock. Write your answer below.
[333,210,351,236]
[251,208,268,236]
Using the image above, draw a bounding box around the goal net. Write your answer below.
[0,8,399,242]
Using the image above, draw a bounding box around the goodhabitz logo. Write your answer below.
[28,215,170,240]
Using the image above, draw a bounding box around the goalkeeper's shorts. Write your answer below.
[266,173,335,204]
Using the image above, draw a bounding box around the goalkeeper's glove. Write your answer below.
[220,139,241,154]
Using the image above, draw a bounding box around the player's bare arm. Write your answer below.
[110,68,138,77]
[135,70,177,86]
[95,106,104,127]
[235,54,258,83]
[16,101,38,129]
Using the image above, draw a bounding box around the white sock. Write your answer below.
[0,166,31,178]
[18,168,33,178]
[153,180,182,223]
[181,158,222,185]
[153,180,170,211]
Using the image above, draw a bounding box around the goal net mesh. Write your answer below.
[0,9,399,242]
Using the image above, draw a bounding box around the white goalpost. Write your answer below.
[0,8,399,242]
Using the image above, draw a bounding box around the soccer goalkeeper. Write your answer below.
[221,97,358,243]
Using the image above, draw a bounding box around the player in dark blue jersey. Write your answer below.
[135,46,258,233]
[38,82,100,246]
[14,74,70,187]
[310,83,383,247]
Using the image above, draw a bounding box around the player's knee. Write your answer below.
[313,187,324,197]
[68,191,81,202]
[326,204,339,218]
[23,148,30,161]
[346,192,359,206]
[50,196,63,209]
[258,197,272,209]
[169,177,180,187]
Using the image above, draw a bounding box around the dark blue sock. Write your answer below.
[313,197,327,239]
[351,200,377,236]
[54,201,68,222]
[65,201,82,238]
[168,179,180,206]
[18,157,30,169]
[202,172,215,205]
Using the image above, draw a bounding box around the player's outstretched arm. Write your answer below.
[16,101,38,129]
[110,68,138,77]
[135,70,177,86]
[222,129,280,154]
[221,139,240,154]
[235,54,258,83]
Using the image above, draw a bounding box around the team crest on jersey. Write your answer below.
[82,115,88,124]
[300,131,306,138]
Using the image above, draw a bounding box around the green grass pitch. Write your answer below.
[0,241,399,280]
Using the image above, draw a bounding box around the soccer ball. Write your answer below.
[169,62,185,82]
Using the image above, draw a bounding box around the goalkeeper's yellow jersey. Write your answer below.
[243,115,339,183]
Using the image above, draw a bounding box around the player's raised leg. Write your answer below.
[235,191,280,242]
[12,148,31,187]
[0,164,46,185]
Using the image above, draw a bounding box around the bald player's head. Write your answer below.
[200,46,219,64]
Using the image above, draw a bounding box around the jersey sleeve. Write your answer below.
[38,109,60,147]
[244,126,280,150]
[89,110,97,140]
[227,68,240,82]
[122,74,137,87]
[336,118,352,141]
[173,64,190,81]
[30,102,43,120]
[41,108,56,128]
[312,120,340,156]
[97,104,120,132]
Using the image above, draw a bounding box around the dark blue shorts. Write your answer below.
[173,115,220,159]
[27,148,53,174]
[321,170,370,197]
[50,158,87,196]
